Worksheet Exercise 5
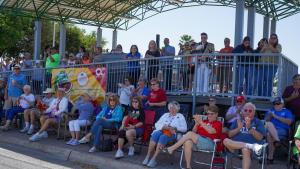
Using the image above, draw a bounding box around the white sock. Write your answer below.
[25,122,30,128]
[245,143,254,150]
[29,124,34,129]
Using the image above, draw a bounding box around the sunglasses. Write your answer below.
[236,100,243,103]
[150,83,157,86]
[132,100,139,103]
[273,102,282,105]
[243,109,253,113]
[208,99,215,102]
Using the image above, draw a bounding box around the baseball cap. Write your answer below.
[273,97,284,104]
[13,64,21,69]
[236,95,245,102]
[43,88,53,94]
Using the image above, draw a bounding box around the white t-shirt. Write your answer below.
[19,93,35,109]
[118,85,134,105]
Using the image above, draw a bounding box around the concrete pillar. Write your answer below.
[96,27,102,47]
[59,23,66,60]
[270,19,277,34]
[156,34,160,49]
[33,20,42,61]
[234,0,245,47]
[263,16,270,38]
[247,6,256,48]
[112,29,117,49]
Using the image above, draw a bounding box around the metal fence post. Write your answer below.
[192,55,198,115]
[231,54,238,105]
[277,54,283,97]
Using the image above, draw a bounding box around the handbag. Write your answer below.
[99,138,113,152]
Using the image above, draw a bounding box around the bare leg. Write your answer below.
[118,138,125,150]
[70,131,75,139]
[167,131,198,154]
[242,148,251,169]
[295,140,300,165]
[75,131,80,140]
[38,118,56,133]
[29,110,36,125]
[23,109,30,123]
[126,129,136,147]
[184,140,194,169]
[146,140,157,158]
[265,122,279,141]
[40,116,46,126]
[223,138,247,152]
[151,143,163,161]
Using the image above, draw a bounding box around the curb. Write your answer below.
[0,135,144,169]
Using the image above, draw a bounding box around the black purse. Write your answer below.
[99,138,113,152]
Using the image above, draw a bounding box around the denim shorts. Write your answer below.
[193,135,215,151]
[151,130,176,145]
[135,128,144,137]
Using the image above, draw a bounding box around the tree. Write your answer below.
[179,34,194,45]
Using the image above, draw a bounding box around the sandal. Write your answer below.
[161,147,172,155]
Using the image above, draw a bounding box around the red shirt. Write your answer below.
[197,120,222,141]
[148,88,167,104]
[219,46,234,53]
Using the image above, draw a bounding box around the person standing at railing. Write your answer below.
[283,74,300,122]
[76,46,86,61]
[161,38,176,91]
[218,38,234,93]
[195,32,215,94]
[145,40,161,82]
[233,36,255,95]
[258,34,282,97]
[45,46,60,88]
[126,45,142,86]
[22,52,34,85]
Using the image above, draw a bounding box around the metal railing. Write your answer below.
[1,53,297,106]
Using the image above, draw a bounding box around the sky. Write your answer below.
[77,5,299,67]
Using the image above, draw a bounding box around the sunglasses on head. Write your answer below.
[243,109,253,113]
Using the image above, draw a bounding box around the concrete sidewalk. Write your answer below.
[0,131,289,169]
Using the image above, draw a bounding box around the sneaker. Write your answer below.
[147,159,157,168]
[29,133,42,142]
[88,146,97,153]
[79,137,90,144]
[70,140,80,146]
[253,143,263,156]
[142,156,150,166]
[0,125,9,131]
[115,149,124,159]
[27,128,34,135]
[20,126,29,133]
[66,139,74,145]
[128,146,135,156]
[39,131,48,138]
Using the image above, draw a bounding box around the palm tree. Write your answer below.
[179,34,194,45]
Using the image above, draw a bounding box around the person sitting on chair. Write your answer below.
[223,102,266,169]
[142,101,187,168]
[66,93,94,146]
[20,88,54,135]
[115,96,145,159]
[0,85,35,131]
[79,93,123,153]
[265,97,294,164]
[29,88,68,141]
[163,105,222,169]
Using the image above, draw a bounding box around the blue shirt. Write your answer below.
[230,117,266,144]
[126,52,141,72]
[162,45,175,56]
[8,73,26,97]
[76,100,94,121]
[138,87,150,105]
[265,108,294,132]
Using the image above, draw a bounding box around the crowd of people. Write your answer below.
[0,33,283,97]
[0,32,299,169]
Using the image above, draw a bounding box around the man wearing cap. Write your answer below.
[225,95,246,128]
[20,88,55,135]
[264,97,294,163]
[4,64,26,110]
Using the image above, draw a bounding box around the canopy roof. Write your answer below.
[0,0,299,30]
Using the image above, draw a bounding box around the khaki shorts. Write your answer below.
[4,97,18,110]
